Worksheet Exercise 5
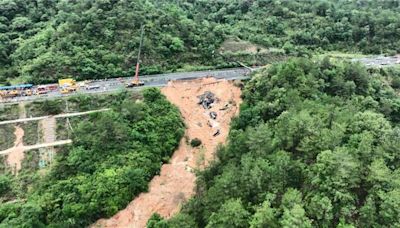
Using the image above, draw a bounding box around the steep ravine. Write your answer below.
[94,77,242,228]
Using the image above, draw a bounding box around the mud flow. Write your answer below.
[93,77,242,228]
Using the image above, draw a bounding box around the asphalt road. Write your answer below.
[1,67,251,104]
[352,54,400,67]
[2,55,399,104]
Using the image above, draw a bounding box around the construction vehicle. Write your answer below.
[126,78,144,87]
[59,78,78,94]
[0,84,33,98]
[36,85,48,95]
[126,25,145,88]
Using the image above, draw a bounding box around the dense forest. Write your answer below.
[148,59,400,227]
[2,0,400,227]
[0,89,184,227]
[1,0,400,84]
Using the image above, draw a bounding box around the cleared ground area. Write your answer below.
[94,77,242,228]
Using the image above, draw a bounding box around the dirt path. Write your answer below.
[6,125,25,173]
[18,102,26,119]
[40,117,56,143]
[0,140,73,156]
[1,108,108,172]
[94,77,242,228]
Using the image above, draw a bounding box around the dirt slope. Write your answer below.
[40,117,56,143]
[6,125,25,173]
[94,77,242,228]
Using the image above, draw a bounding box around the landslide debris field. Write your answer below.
[94,77,242,228]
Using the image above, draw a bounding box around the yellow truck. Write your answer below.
[58,78,78,94]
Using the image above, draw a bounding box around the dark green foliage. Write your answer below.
[147,212,198,228]
[55,118,68,141]
[0,124,15,150]
[171,59,400,227]
[0,149,41,211]
[0,104,18,121]
[206,199,250,228]
[23,92,137,117]
[26,100,64,117]
[0,88,184,227]
[0,175,11,196]
[386,67,400,89]
[66,91,141,112]
[190,138,202,147]
[147,213,169,228]
[1,0,399,83]
[20,122,39,146]
[39,100,63,115]
[393,77,400,89]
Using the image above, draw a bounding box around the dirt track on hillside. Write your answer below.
[6,125,25,173]
[93,77,242,228]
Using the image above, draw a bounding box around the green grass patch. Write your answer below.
[0,104,19,121]
[26,99,65,117]
[20,122,40,146]
[55,118,68,141]
[0,124,15,151]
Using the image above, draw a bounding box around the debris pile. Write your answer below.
[198,91,225,137]
[213,129,220,137]
[93,77,242,228]
[219,104,229,111]
[209,111,217,119]
[198,91,216,109]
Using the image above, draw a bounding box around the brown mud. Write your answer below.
[94,77,242,228]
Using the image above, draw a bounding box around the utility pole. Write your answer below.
[134,25,145,82]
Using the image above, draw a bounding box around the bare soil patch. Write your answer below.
[94,77,242,228]
[6,125,25,173]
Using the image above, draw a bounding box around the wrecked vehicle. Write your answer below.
[198,91,216,109]
[209,111,217,119]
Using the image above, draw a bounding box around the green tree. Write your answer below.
[280,204,312,228]
[249,196,278,228]
[0,175,11,196]
[206,199,250,228]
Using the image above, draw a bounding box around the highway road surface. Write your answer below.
[352,54,400,67]
[1,67,251,104]
[1,55,399,104]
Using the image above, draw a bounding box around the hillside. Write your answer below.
[2,0,400,227]
[1,0,400,84]
[0,89,185,227]
[95,77,242,227]
[151,59,400,227]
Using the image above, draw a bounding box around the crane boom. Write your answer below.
[134,25,145,82]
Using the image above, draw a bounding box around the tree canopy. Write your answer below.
[0,89,184,227]
[153,59,400,227]
[1,0,400,84]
